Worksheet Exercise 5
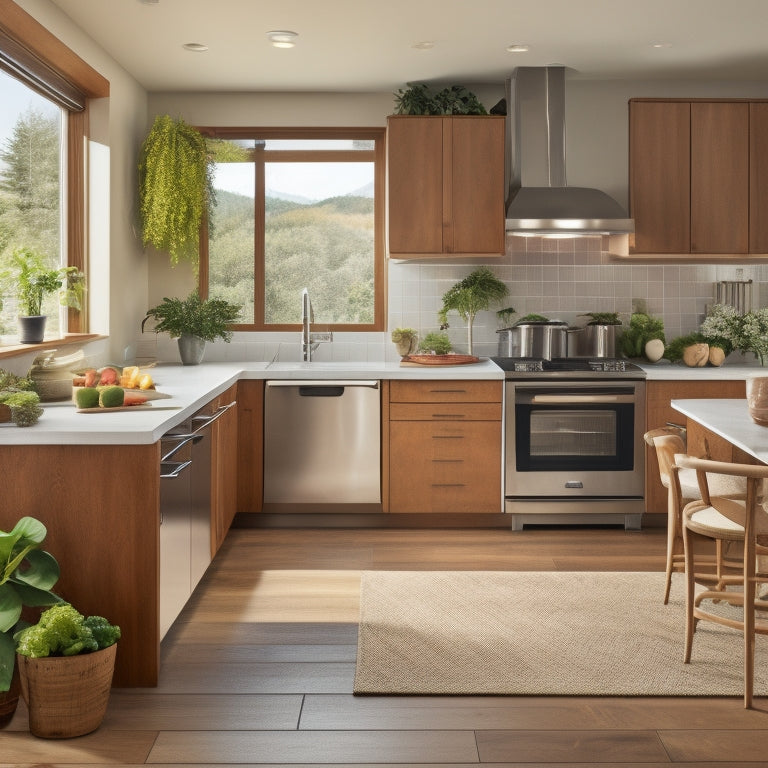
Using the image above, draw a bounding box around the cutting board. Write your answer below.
[400,354,481,367]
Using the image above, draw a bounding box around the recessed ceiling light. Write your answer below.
[506,44,530,53]
[183,42,208,52]
[137,0,159,4]
[412,41,435,50]
[651,42,672,49]
[267,30,298,49]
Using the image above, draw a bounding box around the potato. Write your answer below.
[683,343,709,367]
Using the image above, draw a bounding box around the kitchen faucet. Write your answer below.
[301,287,332,361]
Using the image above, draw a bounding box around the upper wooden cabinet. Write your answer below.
[629,99,768,256]
[387,115,505,258]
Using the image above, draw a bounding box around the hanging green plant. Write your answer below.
[138,115,214,266]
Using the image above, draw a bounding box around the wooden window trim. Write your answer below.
[199,127,386,333]
[0,1,109,338]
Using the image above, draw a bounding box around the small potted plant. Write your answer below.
[391,328,418,357]
[0,247,84,343]
[142,290,242,365]
[14,603,120,738]
[438,267,509,354]
[418,331,452,355]
[0,517,63,726]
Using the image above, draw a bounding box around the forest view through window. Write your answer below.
[0,68,64,339]
[205,130,385,331]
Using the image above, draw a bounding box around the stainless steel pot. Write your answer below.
[496,322,567,359]
[581,324,618,358]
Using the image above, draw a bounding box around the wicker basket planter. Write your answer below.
[17,643,116,738]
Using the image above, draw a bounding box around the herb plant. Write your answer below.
[143,290,242,342]
[138,115,214,266]
[418,331,452,355]
[617,312,666,359]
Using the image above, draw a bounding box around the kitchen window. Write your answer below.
[0,4,109,347]
[200,128,386,332]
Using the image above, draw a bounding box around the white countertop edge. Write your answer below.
[639,363,768,380]
[1,359,503,445]
[671,398,768,465]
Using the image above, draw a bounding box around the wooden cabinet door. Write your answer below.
[449,116,505,255]
[387,116,443,254]
[211,385,238,553]
[629,100,691,253]
[236,380,264,514]
[690,102,749,253]
[750,103,768,252]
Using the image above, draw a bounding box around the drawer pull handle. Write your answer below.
[431,483,466,488]
[432,459,463,463]
[432,414,466,419]
[432,435,464,439]
[429,389,467,393]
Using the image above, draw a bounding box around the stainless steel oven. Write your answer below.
[493,357,646,530]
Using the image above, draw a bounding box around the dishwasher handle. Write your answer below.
[266,380,379,389]
[160,433,203,463]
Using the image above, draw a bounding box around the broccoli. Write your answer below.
[14,604,120,658]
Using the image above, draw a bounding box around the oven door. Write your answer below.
[505,380,645,499]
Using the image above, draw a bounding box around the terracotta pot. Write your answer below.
[17,643,116,739]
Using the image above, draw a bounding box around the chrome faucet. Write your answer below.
[301,287,332,361]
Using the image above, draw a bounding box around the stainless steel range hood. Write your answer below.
[505,67,634,235]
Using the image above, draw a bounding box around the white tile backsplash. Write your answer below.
[139,237,768,364]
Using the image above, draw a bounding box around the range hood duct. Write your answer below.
[505,66,634,235]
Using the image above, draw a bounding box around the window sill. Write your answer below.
[0,334,104,361]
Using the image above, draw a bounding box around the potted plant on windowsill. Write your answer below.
[0,517,63,727]
[0,248,84,343]
[142,290,242,365]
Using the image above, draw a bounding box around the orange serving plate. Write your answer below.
[401,354,481,366]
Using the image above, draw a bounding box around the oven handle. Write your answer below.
[529,394,636,404]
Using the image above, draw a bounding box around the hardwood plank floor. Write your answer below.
[2,524,767,767]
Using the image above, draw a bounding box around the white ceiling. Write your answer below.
[50,0,768,93]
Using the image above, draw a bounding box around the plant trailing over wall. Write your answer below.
[438,266,508,354]
[394,83,488,115]
[138,115,214,266]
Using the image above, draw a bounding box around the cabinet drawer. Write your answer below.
[390,380,501,403]
[390,402,501,421]
[389,421,501,513]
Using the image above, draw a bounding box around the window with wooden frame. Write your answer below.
[0,0,109,343]
[199,127,386,332]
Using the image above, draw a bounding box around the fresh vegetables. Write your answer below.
[74,387,100,409]
[73,366,154,391]
[617,312,666,359]
[14,604,120,658]
[98,386,124,408]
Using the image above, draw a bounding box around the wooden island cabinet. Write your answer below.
[644,379,746,521]
[0,383,243,688]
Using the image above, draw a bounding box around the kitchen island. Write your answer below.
[672,398,768,466]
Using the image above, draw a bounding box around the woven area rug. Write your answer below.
[354,570,768,696]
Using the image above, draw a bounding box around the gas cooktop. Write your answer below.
[491,357,646,379]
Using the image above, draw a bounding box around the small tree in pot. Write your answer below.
[438,267,508,355]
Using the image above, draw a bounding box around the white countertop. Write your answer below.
[639,362,766,380]
[671,398,768,465]
[1,358,502,445]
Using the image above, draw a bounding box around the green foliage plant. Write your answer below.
[418,331,452,355]
[516,313,551,324]
[665,332,707,363]
[0,517,63,691]
[393,83,487,115]
[699,303,738,356]
[15,603,120,658]
[138,115,214,266]
[438,267,509,354]
[143,290,242,342]
[496,307,517,328]
[581,311,621,325]
[0,391,43,427]
[0,247,84,317]
[617,312,666,359]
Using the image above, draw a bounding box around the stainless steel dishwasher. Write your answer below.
[263,379,381,511]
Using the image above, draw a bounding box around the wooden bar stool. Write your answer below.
[677,456,768,708]
[644,427,743,604]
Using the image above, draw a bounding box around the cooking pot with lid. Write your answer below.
[496,321,568,359]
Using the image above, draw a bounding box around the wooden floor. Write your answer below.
[3,524,768,766]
